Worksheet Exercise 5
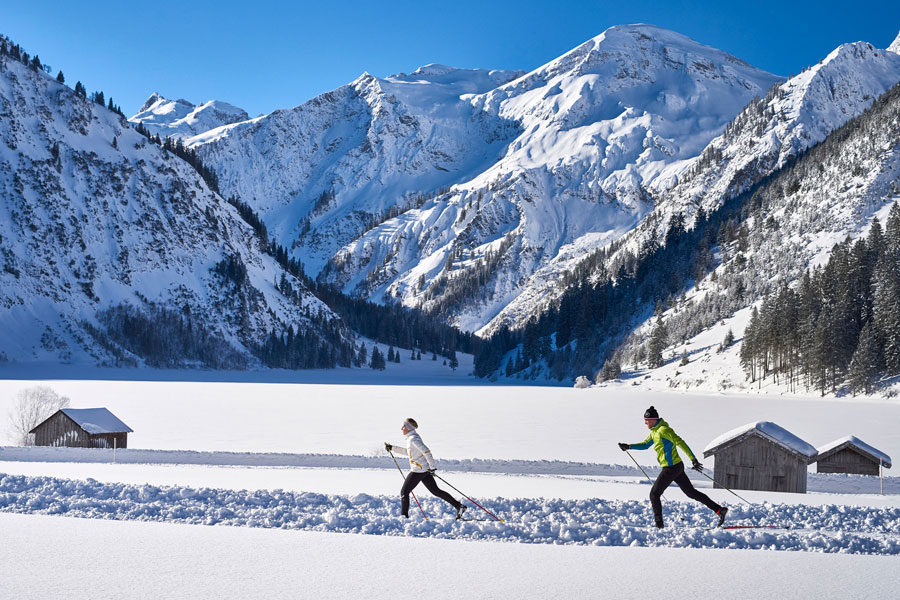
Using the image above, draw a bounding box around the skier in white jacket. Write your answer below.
[385,418,466,519]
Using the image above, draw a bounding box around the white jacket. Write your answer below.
[391,430,436,473]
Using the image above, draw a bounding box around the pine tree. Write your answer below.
[720,328,735,351]
[449,351,458,371]
[740,307,759,382]
[56,70,64,83]
[848,322,879,395]
[647,316,667,369]
[387,346,395,362]
[370,347,386,370]
[74,81,86,98]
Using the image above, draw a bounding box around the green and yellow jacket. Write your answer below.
[629,419,697,467]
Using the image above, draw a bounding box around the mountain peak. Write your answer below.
[130,94,247,140]
[889,31,900,54]
[138,92,165,113]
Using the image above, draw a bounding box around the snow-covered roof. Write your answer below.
[61,408,133,435]
[703,421,817,461]
[817,436,892,469]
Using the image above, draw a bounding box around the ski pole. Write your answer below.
[387,449,428,520]
[624,449,654,482]
[432,473,503,522]
[696,469,752,504]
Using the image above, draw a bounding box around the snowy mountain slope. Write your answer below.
[320,25,781,332]
[489,38,900,337]
[0,50,345,366]
[188,65,524,274]
[616,78,900,394]
[129,93,248,140]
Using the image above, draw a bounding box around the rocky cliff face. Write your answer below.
[0,50,344,366]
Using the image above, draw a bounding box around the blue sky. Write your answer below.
[4,1,899,117]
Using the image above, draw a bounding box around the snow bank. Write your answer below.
[1,472,897,555]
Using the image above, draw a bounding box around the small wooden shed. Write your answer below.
[816,436,892,475]
[29,408,133,449]
[702,421,818,494]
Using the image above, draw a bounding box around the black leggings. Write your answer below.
[650,462,721,526]
[400,471,460,516]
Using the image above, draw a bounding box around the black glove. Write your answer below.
[427,468,436,474]
[618,443,630,451]
[384,442,392,452]
[691,459,703,472]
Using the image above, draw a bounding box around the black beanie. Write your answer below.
[644,406,659,419]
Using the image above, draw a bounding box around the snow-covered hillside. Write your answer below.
[0,49,345,366]
[129,93,248,140]
[182,25,778,334]
[316,25,782,332]
[188,64,524,275]
[491,39,900,337]
[611,76,900,395]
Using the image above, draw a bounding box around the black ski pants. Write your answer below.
[400,471,460,516]
[650,462,721,526]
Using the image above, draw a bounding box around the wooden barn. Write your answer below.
[816,436,892,475]
[29,408,133,449]
[702,421,818,494]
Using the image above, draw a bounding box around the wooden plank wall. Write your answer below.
[33,412,90,448]
[32,413,128,449]
[712,435,808,493]
[817,448,879,475]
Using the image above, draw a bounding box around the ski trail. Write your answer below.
[2,472,899,555]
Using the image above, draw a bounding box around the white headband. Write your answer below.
[403,420,416,430]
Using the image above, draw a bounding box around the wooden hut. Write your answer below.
[29,408,133,449]
[816,436,892,475]
[702,421,818,494]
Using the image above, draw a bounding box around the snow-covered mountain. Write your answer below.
[314,25,782,332]
[616,75,900,395]
[188,25,781,334]
[0,49,347,367]
[188,64,524,275]
[129,93,248,140]
[483,38,900,337]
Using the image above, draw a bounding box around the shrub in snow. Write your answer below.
[573,376,591,389]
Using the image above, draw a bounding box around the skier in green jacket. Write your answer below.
[618,406,727,528]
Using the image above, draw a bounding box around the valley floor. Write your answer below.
[6,511,900,600]
[1,378,898,598]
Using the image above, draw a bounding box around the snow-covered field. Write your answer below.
[1,375,899,598]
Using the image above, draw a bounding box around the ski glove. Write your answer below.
[618,443,630,451]
[691,459,703,472]
[384,442,392,452]
[427,468,436,474]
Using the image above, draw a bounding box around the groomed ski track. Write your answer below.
[2,470,899,556]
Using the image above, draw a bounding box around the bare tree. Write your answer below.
[7,386,71,446]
